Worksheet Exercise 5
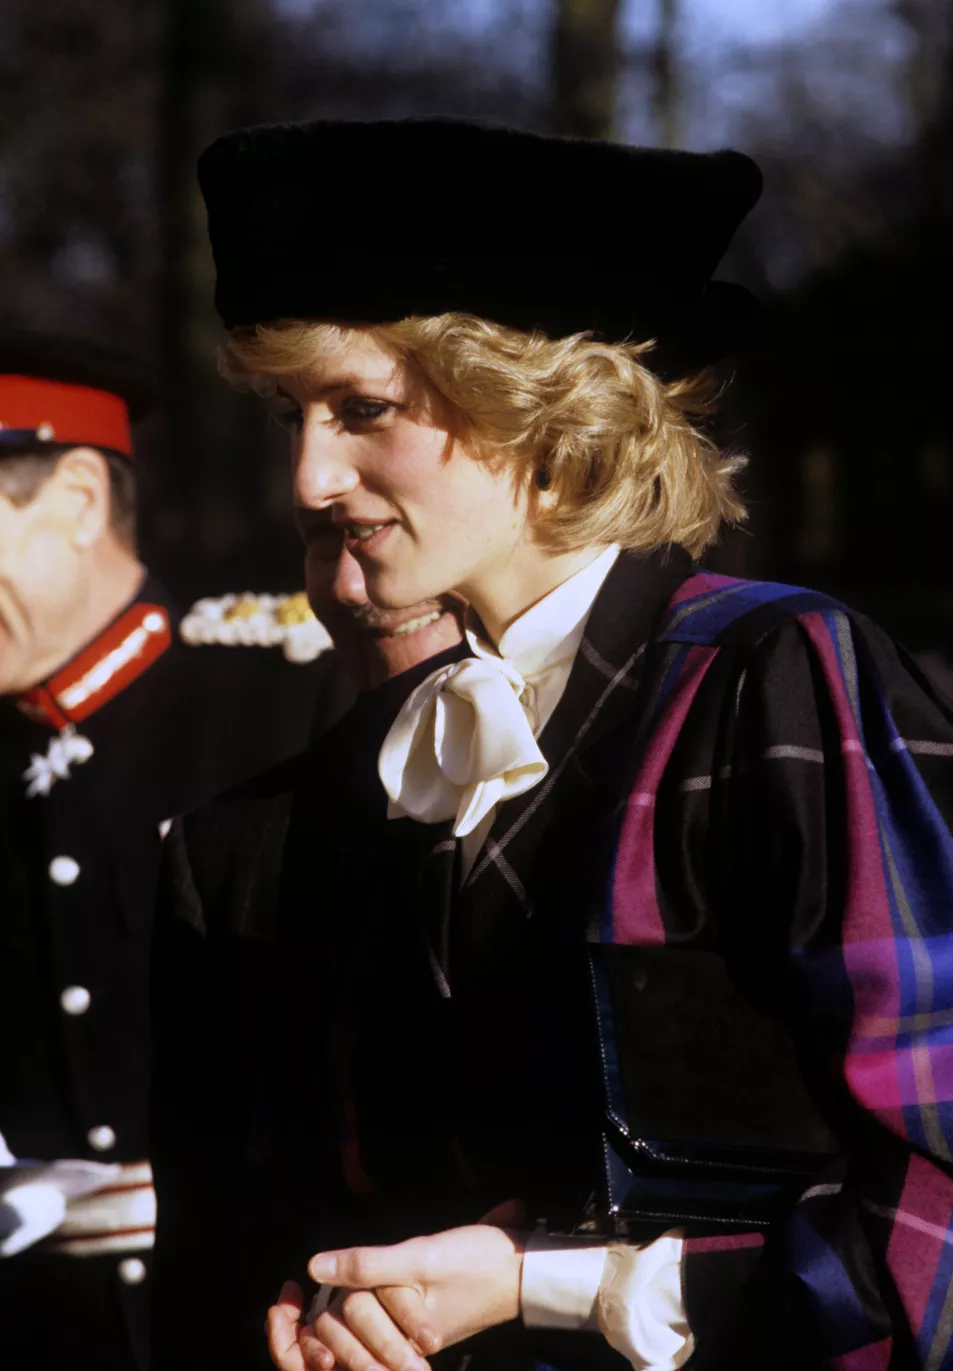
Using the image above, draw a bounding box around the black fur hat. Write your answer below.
[198,118,764,371]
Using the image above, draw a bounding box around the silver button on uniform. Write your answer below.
[49,855,80,886]
[60,985,91,1016]
[87,1124,116,1152]
[118,1257,147,1285]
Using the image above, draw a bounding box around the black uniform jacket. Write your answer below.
[0,575,353,1168]
[151,548,953,1371]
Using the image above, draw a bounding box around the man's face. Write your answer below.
[0,478,85,695]
[295,508,462,690]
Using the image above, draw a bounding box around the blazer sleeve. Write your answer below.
[708,606,953,1367]
[149,796,299,1370]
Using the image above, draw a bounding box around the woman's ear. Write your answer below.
[46,447,112,550]
[528,459,560,517]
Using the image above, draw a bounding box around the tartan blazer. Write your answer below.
[409,547,953,1369]
[152,547,953,1370]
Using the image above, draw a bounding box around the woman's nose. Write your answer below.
[293,425,359,507]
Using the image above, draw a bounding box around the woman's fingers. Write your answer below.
[319,1289,430,1371]
[277,1280,305,1320]
[296,1323,336,1371]
[309,1239,424,1291]
[311,1290,428,1371]
[377,1285,442,1357]
[266,1281,308,1371]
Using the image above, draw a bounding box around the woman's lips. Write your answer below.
[342,521,396,557]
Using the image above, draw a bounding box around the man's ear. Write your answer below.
[45,447,112,550]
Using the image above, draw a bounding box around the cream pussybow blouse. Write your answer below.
[378,543,621,878]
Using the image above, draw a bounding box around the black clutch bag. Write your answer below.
[587,943,840,1230]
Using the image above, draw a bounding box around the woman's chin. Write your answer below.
[364,571,436,614]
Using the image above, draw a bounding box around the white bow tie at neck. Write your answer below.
[379,656,549,838]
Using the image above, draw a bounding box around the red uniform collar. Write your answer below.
[15,601,172,730]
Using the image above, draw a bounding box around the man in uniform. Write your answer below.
[0,331,353,1371]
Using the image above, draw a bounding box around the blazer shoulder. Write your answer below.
[657,571,845,649]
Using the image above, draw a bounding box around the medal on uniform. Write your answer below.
[21,725,95,798]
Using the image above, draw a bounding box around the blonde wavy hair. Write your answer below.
[220,312,746,557]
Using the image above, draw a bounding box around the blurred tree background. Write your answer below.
[0,0,950,657]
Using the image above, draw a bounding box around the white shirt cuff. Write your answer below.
[520,1230,693,1371]
[521,1231,608,1329]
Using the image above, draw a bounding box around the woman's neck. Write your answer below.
[462,544,610,646]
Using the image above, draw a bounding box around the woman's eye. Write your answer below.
[339,397,393,425]
[272,399,304,433]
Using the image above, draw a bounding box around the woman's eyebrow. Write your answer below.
[279,373,395,400]
[276,367,403,402]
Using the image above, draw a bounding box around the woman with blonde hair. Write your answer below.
[169,119,953,1371]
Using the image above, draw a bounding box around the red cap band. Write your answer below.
[0,375,133,457]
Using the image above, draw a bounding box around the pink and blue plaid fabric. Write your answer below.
[609,573,953,1367]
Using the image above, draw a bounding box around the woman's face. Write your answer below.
[280,335,531,615]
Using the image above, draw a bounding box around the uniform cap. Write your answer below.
[0,330,155,459]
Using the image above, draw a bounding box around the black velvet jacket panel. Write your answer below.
[150,648,466,1370]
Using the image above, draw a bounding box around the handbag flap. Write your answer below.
[588,944,838,1224]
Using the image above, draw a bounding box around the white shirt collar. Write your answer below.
[466,544,621,685]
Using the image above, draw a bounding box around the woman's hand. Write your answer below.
[298,1220,526,1370]
[266,1279,427,1371]
[295,1287,433,1371]
[265,1280,309,1371]
[266,1204,527,1371]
